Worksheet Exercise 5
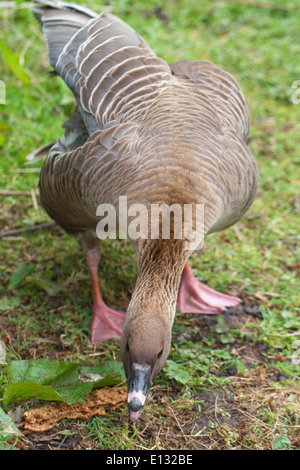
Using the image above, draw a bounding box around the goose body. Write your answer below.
[33,1,258,421]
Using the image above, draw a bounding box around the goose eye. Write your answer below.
[126,343,130,352]
[157,349,163,359]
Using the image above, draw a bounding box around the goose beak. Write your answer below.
[127,363,152,422]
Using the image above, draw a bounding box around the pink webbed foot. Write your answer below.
[177,263,240,315]
[90,303,126,344]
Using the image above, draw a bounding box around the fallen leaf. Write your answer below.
[23,386,127,433]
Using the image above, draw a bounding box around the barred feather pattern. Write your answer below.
[34,1,258,254]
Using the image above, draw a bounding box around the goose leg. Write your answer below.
[86,249,126,344]
[177,262,240,314]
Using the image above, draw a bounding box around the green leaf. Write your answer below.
[24,275,61,296]
[272,435,292,450]
[51,367,93,404]
[3,359,125,405]
[3,381,62,405]
[0,407,22,442]
[164,360,190,385]
[80,361,126,388]
[5,359,78,385]
[214,316,236,343]
[281,311,300,329]
[0,297,21,311]
[8,264,33,290]
[3,360,82,405]
[219,333,235,344]
[215,315,228,334]
[0,39,30,84]
[3,364,90,406]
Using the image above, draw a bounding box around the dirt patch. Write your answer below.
[182,388,246,449]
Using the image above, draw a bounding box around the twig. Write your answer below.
[0,190,39,196]
[30,188,39,210]
[9,168,41,173]
[214,393,220,425]
[254,291,282,297]
[265,331,300,337]
[219,0,299,12]
[0,221,56,238]
[0,326,19,358]
[168,406,189,443]
[237,409,272,429]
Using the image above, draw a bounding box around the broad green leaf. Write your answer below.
[0,407,22,442]
[3,359,125,405]
[3,360,88,405]
[51,367,93,404]
[5,359,78,386]
[9,264,33,290]
[3,381,62,405]
[0,39,30,84]
[80,361,125,388]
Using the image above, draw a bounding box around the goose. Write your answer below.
[32,0,258,422]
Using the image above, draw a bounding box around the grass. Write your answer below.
[0,0,299,450]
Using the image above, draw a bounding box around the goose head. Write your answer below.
[120,238,188,421]
[121,313,172,421]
